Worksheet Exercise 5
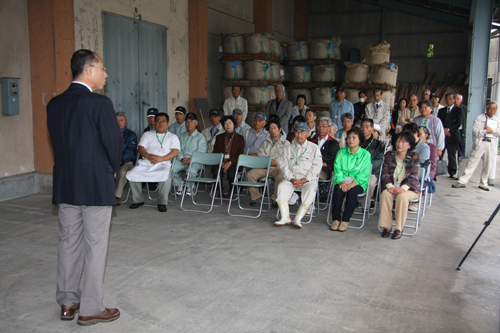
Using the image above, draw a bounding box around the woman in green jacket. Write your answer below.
[330,127,372,231]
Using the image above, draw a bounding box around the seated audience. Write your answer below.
[247,119,290,207]
[115,112,138,205]
[126,113,180,212]
[379,131,421,239]
[328,122,343,147]
[169,106,187,137]
[413,100,445,157]
[290,94,310,124]
[330,127,372,232]
[360,119,386,207]
[234,108,251,134]
[419,126,438,180]
[305,109,318,139]
[309,117,340,180]
[213,115,245,198]
[335,112,354,145]
[275,122,323,229]
[201,109,224,153]
[244,112,270,155]
[286,115,306,143]
[172,113,207,196]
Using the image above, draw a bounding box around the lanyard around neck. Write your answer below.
[294,141,308,164]
[156,131,166,148]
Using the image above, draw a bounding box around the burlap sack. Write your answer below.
[221,33,245,54]
[289,66,312,83]
[222,61,245,80]
[311,87,334,105]
[245,86,275,105]
[244,33,272,54]
[344,61,370,83]
[369,63,398,86]
[381,89,396,108]
[345,88,362,104]
[245,60,279,80]
[364,42,390,65]
[287,42,309,60]
[309,37,342,60]
[270,39,284,56]
[312,65,340,82]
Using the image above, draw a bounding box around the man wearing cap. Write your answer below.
[430,93,444,115]
[453,102,500,191]
[169,106,187,137]
[438,93,464,178]
[201,109,225,153]
[373,123,382,140]
[126,112,180,212]
[266,84,294,133]
[244,112,270,155]
[223,85,248,122]
[275,122,323,229]
[329,87,354,132]
[234,108,251,134]
[305,109,318,140]
[144,108,158,132]
[247,118,290,207]
[171,113,207,196]
[365,89,390,141]
[115,112,138,205]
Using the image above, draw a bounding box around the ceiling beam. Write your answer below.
[433,0,472,8]
[357,0,470,29]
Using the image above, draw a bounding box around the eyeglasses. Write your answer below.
[89,65,107,72]
[156,119,167,124]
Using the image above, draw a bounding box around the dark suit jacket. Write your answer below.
[310,135,340,179]
[266,98,293,133]
[213,131,245,166]
[437,105,463,143]
[47,83,123,206]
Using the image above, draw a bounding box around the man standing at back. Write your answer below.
[329,87,354,132]
[365,89,390,142]
[47,49,122,325]
[266,84,293,132]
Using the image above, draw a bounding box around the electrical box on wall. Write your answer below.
[2,77,20,115]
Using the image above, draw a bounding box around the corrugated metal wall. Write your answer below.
[308,0,468,83]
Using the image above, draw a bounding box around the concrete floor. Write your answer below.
[1,171,500,332]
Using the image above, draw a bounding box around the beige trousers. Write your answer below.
[115,162,134,198]
[459,141,495,187]
[379,189,419,231]
[247,167,284,200]
[277,179,318,206]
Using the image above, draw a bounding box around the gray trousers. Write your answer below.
[129,178,171,205]
[56,204,112,316]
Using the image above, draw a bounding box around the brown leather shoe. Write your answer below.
[61,302,80,320]
[391,229,402,239]
[116,197,121,205]
[77,308,120,326]
[381,228,391,238]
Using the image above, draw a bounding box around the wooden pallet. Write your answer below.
[221,79,283,87]
[287,82,341,89]
[221,54,282,62]
[395,73,468,104]
[342,82,396,91]
[285,59,341,66]
[248,105,267,112]
[308,104,330,111]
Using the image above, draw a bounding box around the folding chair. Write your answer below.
[368,165,384,216]
[317,177,334,211]
[377,167,427,236]
[228,155,272,218]
[180,152,224,213]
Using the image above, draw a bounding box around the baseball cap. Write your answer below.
[294,122,309,132]
[338,87,347,93]
[374,123,382,133]
[254,112,267,121]
[175,106,187,114]
[147,108,158,117]
[233,108,243,115]
[209,109,221,117]
[185,113,197,121]
[430,93,439,98]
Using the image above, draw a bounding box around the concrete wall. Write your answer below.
[0,1,34,178]
[272,0,294,43]
[74,0,189,117]
[488,37,499,101]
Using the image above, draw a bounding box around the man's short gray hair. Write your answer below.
[341,113,354,121]
[275,84,285,92]
[329,122,338,132]
[116,111,127,120]
[373,88,382,95]
[487,101,497,108]
[317,117,332,126]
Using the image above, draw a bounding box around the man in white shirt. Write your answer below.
[453,102,500,191]
[234,108,251,134]
[126,113,180,212]
[244,112,270,155]
[223,85,248,122]
[365,88,390,142]
[201,109,224,153]
[169,106,187,137]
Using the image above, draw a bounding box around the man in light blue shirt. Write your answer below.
[169,106,187,137]
[244,112,270,154]
[329,87,354,131]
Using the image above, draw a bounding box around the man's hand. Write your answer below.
[444,128,451,137]
[181,158,191,165]
[437,150,442,157]
[222,161,231,173]
[485,126,494,134]
[323,162,327,167]
[290,178,307,188]
[405,118,410,123]
[148,154,162,165]
[271,159,279,167]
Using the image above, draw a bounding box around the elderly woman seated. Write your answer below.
[330,127,372,232]
[335,112,354,146]
[379,131,421,239]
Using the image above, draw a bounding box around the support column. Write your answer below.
[466,0,493,157]
[28,0,75,174]
[253,0,272,33]
[189,0,208,115]
[294,0,307,41]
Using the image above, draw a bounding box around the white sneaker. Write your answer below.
[176,182,185,195]
[408,202,419,211]
[185,185,193,196]
[288,192,299,205]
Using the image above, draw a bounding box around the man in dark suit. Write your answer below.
[438,93,464,178]
[47,49,123,326]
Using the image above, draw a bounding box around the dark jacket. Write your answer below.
[361,136,385,176]
[354,102,367,124]
[310,134,340,179]
[213,131,245,166]
[121,127,138,165]
[381,151,421,194]
[437,105,464,144]
[47,83,123,206]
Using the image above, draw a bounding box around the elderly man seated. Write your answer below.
[201,109,224,153]
[234,108,251,135]
[244,112,270,155]
[246,119,290,207]
[172,113,207,196]
[275,122,323,229]
[115,112,138,205]
[126,112,180,212]
[309,117,340,180]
